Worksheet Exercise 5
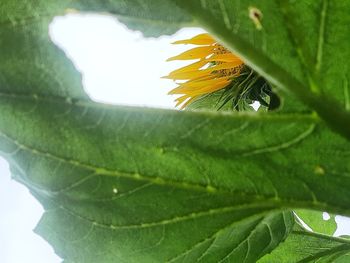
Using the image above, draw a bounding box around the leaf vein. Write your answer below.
[316,0,328,72]
[59,204,258,230]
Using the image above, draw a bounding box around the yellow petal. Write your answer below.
[168,77,231,94]
[182,80,231,96]
[179,96,197,109]
[182,75,214,83]
[207,53,243,63]
[170,79,231,95]
[162,60,208,79]
[166,69,212,80]
[166,62,242,80]
[196,80,231,92]
[175,95,199,109]
[166,46,214,61]
[172,33,216,45]
[175,95,190,106]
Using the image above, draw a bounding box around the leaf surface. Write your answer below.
[295,210,337,236]
[1,94,350,261]
[259,226,350,263]
[1,0,350,262]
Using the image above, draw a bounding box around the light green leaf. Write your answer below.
[296,210,337,236]
[2,0,350,262]
[259,227,350,263]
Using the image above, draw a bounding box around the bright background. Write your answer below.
[0,14,349,263]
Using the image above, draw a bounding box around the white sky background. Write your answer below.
[0,14,349,262]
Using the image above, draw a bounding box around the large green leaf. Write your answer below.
[2,0,350,262]
[1,92,350,215]
[259,225,350,262]
[1,2,295,261]
[2,96,350,261]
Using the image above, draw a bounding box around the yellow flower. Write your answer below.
[164,33,244,109]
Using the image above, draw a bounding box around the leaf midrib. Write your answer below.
[55,203,274,230]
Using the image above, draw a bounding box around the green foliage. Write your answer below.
[1,0,350,262]
[295,210,337,236]
[174,0,350,139]
[259,225,350,262]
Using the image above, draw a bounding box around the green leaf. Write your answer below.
[69,1,194,37]
[0,0,192,98]
[37,208,292,262]
[259,227,350,263]
[2,97,350,261]
[295,210,337,236]
[2,92,350,215]
[2,0,350,262]
[2,3,295,261]
[172,0,350,139]
[6,0,350,137]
